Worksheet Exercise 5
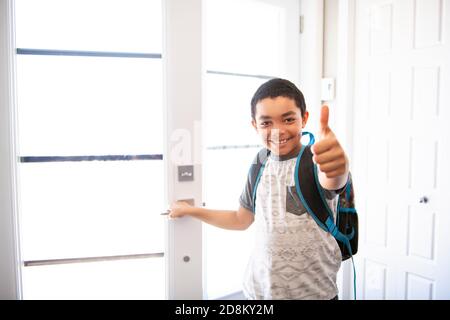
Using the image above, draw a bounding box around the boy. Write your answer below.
[169,78,350,300]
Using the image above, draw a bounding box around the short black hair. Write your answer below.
[250,78,306,119]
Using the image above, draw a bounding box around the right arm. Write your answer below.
[169,201,254,231]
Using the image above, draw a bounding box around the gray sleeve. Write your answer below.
[323,173,352,200]
[239,167,256,213]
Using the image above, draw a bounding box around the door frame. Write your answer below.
[0,0,22,300]
[326,0,361,300]
[163,0,204,300]
[335,0,357,300]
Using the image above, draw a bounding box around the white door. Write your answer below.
[353,0,450,299]
[14,0,166,299]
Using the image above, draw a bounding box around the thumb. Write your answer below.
[319,105,330,138]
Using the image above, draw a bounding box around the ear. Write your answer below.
[301,111,309,128]
[252,119,258,132]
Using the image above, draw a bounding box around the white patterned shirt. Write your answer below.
[239,151,342,300]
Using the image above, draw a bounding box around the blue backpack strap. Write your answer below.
[294,144,334,233]
[301,131,315,145]
[249,148,270,212]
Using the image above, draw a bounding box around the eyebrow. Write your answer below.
[257,115,272,121]
[281,111,297,117]
[257,111,297,120]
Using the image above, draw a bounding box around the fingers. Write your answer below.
[314,150,346,178]
[319,105,330,137]
[315,157,346,172]
[167,201,192,219]
[312,142,344,163]
[168,208,181,219]
[312,136,337,155]
[314,106,349,180]
[320,168,347,178]
[312,133,347,178]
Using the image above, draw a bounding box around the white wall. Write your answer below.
[323,0,338,128]
[323,0,354,149]
[323,0,338,79]
[299,0,324,135]
[323,0,357,300]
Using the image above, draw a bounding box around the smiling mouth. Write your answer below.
[268,136,294,145]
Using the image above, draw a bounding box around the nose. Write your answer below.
[269,127,287,139]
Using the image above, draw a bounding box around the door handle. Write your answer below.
[160,198,197,215]
[419,196,429,204]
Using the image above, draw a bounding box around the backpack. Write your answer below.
[249,132,358,261]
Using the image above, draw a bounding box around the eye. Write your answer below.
[284,117,296,123]
[259,121,271,128]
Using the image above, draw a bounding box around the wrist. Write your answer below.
[186,205,199,217]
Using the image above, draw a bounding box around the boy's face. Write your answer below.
[252,96,309,156]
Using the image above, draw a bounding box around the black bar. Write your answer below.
[206,144,262,150]
[24,252,164,267]
[16,48,162,59]
[206,70,274,80]
[20,154,163,163]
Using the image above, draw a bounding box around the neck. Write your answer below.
[271,142,303,161]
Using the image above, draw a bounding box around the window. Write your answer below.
[15,0,165,299]
[203,0,300,299]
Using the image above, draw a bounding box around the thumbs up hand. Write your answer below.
[311,105,349,189]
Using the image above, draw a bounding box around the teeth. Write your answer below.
[271,138,289,144]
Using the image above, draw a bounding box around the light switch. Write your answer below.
[178,165,194,181]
